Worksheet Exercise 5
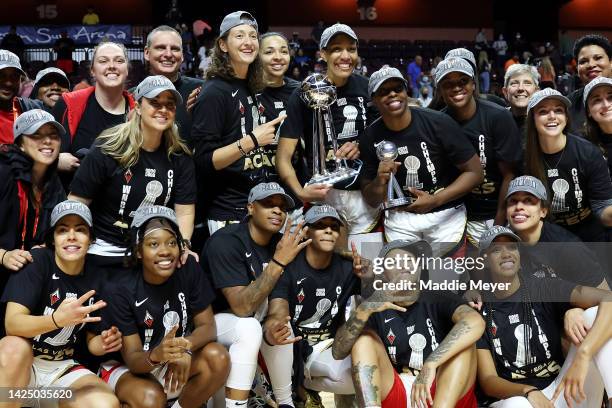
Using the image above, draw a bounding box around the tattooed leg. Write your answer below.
[432,345,477,408]
[350,332,396,407]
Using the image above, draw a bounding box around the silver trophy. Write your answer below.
[376,140,413,210]
[300,73,360,187]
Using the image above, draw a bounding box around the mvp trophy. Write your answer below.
[376,140,413,210]
[300,73,360,187]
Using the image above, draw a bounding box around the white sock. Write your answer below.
[226,398,248,408]
[171,402,183,408]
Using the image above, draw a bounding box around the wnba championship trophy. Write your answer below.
[300,73,360,187]
[376,140,414,210]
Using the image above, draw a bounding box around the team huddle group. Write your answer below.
[0,8,611,408]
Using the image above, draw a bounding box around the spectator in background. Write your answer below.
[407,55,422,98]
[30,67,70,112]
[72,76,91,91]
[355,56,368,76]
[0,26,25,62]
[492,34,508,71]
[293,48,311,70]
[567,34,611,135]
[289,32,302,51]
[546,42,562,70]
[537,56,556,89]
[53,31,76,75]
[82,6,100,25]
[165,0,182,28]
[417,84,432,107]
[289,65,303,81]
[311,20,325,46]
[478,50,492,93]
[475,27,488,51]
[504,52,520,72]
[512,32,528,56]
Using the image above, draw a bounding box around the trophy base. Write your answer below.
[307,168,360,188]
[383,197,414,211]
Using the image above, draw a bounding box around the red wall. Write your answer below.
[559,0,612,29]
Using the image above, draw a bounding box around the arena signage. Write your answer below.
[0,25,132,45]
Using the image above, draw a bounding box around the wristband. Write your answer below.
[271,257,287,268]
[51,310,61,329]
[524,388,538,398]
[237,140,247,157]
[249,132,259,149]
[0,250,6,267]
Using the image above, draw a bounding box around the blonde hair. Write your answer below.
[97,101,190,168]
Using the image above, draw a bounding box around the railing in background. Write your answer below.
[22,47,145,63]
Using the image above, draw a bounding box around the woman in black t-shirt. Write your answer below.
[191,12,285,236]
[68,75,197,270]
[476,226,612,408]
[584,77,612,176]
[524,88,612,242]
[105,205,229,408]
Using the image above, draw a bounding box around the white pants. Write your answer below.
[385,204,467,257]
[490,307,612,408]
[466,218,494,248]
[303,341,354,395]
[26,358,93,408]
[324,189,381,235]
[207,219,241,236]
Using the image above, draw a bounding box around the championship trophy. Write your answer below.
[300,73,360,187]
[376,140,414,210]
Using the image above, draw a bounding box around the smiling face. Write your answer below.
[260,35,290,81]
[533,99,567,138]
[439,72,475,111]
[373,78,408,119]
[485,237,520,280]
[91,43,128,90]
[0,67,21,105]
[322,34,358,84]
[307,217,341,252]
[587,85,612,127]
[506,191,547,236]
[220,24,259,71]
[138,91,177,133]
[145,30,183,78]
[36,78,69,109]
[54,214,91,264]
[248,195,288,234]
[503,72,538,111]
[577,45,611,85]
[139,227,180,283]
[19,123,61,166]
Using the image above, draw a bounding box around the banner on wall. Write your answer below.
[0,25,132,45]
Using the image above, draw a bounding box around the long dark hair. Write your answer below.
[204,31,265,94]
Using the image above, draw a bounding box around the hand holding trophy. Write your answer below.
[376,140,413,210]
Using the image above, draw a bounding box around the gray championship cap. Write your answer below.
[583,76,612,107]
[368,66,408,96]
[131,205,179,230]
[50,200,93,228]
[506,175,548,201]
[378,238,432,259]
[527,88,571,114]
[319,23,358,50]
[13,109,66,141]
[248,182,295,208]
[219,10,258,38]
[0,49,26,76]
[444,48,477,69]
[434,57,475,84]
[134,75,183,104]
[303,204,344,225]
[479,225,521,253]
[34,67,70,88]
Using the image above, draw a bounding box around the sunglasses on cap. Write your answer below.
[375,83,406,98]
[441,76,472,90]
[309,220,342,232]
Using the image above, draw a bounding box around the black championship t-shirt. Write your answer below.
[192,77,266,221]
[70,143,196,247]
[280,74,377,190]
[1,248,107,361]
[521,221,606,287]
[444,100,522,219]
[540,134,612,242]
[477,277,576,390]
[270,251,358,346]
[201,223,280,317]
[360,108,476,212]
[597,133,612,178]
[567,88,587,137]
[108,257,215,351]
[368,292,464,376]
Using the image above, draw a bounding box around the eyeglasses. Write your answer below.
[310,221,342,232]
[441,77,471,90]
[147,99,177,112]
[375,84,406,98]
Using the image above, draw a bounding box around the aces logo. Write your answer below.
[50,289,60,306]
[144,311,154,328]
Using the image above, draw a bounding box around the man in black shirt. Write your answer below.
[436,57,522,247]
[0,200,121,408]
[502,64,540,140]
[53,31,76,75]
[331,239,485,408]
[265,205,359,405]
[360,66,482,256]
[142,25,204,147]
[201,182,309,408]
[567,35,611,136]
